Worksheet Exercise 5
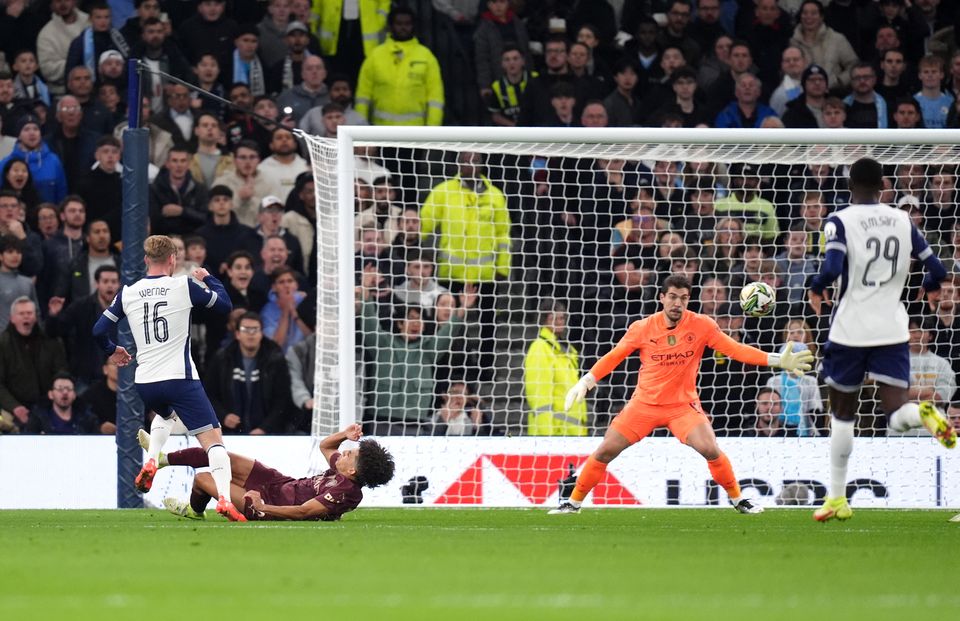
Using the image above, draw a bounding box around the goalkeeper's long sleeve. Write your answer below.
[706,330,771,367]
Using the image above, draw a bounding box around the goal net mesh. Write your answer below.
[303,132,960,508]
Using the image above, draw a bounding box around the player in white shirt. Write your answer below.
[808,157,957,522]
[93,235,246,521]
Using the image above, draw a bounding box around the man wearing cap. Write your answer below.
[355,5,444,126]
[65,2,129,80]
[97,50,126,88]
[223,23,267,97]
[255,195,304,276]
[196,185,260,274]
[38,0,90,96]
[0,116,67,204]
[782,64,829,128]
[268,21,318,94]
[714,163,779,242]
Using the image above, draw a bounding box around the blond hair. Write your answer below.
[144,235,178,263]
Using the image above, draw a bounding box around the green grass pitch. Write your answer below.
[1,509,958,620]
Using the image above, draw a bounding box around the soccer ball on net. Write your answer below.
[739,282,776,317]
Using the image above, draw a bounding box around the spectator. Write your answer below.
[97,50,127,94]
[1,157,40,216]
[697,33,732,92]
[261,265,311,353]
[930,277,960,375]
[257,127,308,202]
[299,101,346,138]
[24,372,98,434]
[255,195,304,275]
[65,65,115,137]
[224,23,266,98]
[421,151,509,378]
[0,296,67,432]
[715,163,778,242]
[11,50,50,107]
[54,218,117,305]
[357,276,476,435]
[906,317,956,407]
[188,53,226,119]
[152,82,197,149]
[432,379,494,436]
[355,6,443,126]
[544,81,578,127]
[132,17,191,116]
[766,330,823,436]
[524,300,587,436]
[714,72,777,128]
[204,249,267,363]
[112,96,174,169]
[741,0,792,90]
[38,196,83,306]
[649,66,710,127]
[0,72,34,140]
[603,58,643,127]
[251,234,299,296]
[267,20,316,95]
[0,234,37,331]
[45,264,118,391]
[688,0,725,54]
[314,0,389,81]
[392,248,448,310]
[568,41,607,100]
[257,0,293,70]
[751,387,791,437]
[0,1,47,68]
[280,172,316,270]
[205,311,294,434]
[79,360,118,434]
[211,140,271,227]
[275,54,333,124]
[843,63,888,128]
[286,331,315,433]
[783,64,829,128]
[892,96,924,128]
[776,225,819,303]
[914,55,953,129]
[37,0,90,96]
[45,95,98,192]
[876,49,915,115]
[189,112,233,189]
[321,74,367,126]
[1,115,67,205]
[789,0,859,90]
[196,185,260,274]
[0,190,42,280]
[704,40,754,114]
[473,0,532,99]
[177,0,238,68]
[580,100,609,128]
[149,146,209,236]
[625,17,662,89]
[822,96,847,128]
[658,0,700,66]
[65,2,128,80]
[119,0,161,48]
[77,135,122,241]
[769,46,809,116]
[483,45,536,128]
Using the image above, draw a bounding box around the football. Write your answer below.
[739,282,776,317]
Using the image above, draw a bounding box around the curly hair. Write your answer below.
[354,440,395,489]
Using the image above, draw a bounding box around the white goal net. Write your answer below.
[302,128,960,509]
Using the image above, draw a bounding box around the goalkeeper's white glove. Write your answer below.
[767,342,814,377]
[564,373,597,411]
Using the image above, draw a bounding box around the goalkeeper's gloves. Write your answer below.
[564,373,597,411]
[767,342,814,377]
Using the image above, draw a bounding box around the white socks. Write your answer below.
[147,415,174,464]
[888,403,922,432]
[206,444,233,500]
[830,418,855,499]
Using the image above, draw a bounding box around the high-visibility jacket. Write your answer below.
[355,35,444,126]
[310,0,390,57]
[420,175,511,283]
[524,327,588,436]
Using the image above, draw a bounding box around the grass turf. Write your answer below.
[0,509,958,620]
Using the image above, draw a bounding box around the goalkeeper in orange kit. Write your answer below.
[549,275,814,514]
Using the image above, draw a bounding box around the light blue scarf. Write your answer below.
[82,27,130,76]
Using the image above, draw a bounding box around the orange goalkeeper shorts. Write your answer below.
[610,399,710,445]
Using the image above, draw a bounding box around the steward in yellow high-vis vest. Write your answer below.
[354,7,444,126]
[419,160,511,284]
[310,0,390,57]
[524,303,588,436]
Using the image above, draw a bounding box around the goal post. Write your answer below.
[301,127,960,508]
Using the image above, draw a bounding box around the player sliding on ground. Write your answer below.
[808,157,957,523]
[92,235,245,521]
[142,424,395,521]
[551,274,814,515]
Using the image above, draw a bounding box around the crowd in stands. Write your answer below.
[1,0,960,438]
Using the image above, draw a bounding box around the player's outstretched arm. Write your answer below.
[188,270,233,315]
[708,330,814,376]
[808,216,845,315]
[319,423,363,463]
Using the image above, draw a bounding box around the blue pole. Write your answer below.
[117,59,148,509]
[127,58,141,129]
